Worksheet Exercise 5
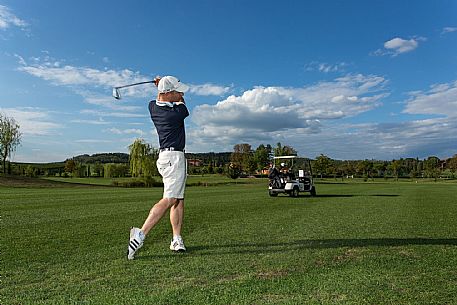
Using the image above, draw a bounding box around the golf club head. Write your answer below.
[112,88,121,100]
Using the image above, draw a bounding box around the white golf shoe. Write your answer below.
[127,227,145,260]
[170,235,186,252]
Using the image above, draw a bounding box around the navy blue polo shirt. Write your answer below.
[148,100,189,151]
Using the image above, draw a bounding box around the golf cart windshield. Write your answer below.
[272,156,297,169]
[272,156,312,175]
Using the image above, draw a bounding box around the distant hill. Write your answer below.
[69,151,232,165]
[10,151,233,167]
[70,153,129,164]
[185,152,232,165]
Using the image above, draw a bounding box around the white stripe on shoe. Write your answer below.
[170,236,186,252]
[127,228,144,260]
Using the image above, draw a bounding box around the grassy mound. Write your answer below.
[0,175,97,188]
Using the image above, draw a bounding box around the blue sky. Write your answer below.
[1,1,456,162]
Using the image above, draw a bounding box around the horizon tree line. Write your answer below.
[2,120,457,180]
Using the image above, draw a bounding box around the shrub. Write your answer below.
[111,177,162,188]
[143,176,162,187]
[226,163,241,179]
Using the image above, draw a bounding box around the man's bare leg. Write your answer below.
[141,198,177,236]
[170,199,184,236]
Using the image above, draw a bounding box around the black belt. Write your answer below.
[159,147,184,152]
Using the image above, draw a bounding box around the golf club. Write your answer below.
[112,78,160,100]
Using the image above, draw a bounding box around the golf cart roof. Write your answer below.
[273,156,299,159]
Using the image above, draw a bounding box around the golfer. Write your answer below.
[128,75,189,260]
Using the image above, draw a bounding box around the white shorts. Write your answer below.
[156,151,187,199]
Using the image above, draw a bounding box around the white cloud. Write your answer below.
[189,74,388,151]
[75,139,113,143]
[403,80,457,116]
[71,118,111,125]
[441,27,457,35]
[189,83,231,96]
[103,127,144,136]
[0,5,27,30]
[17,55,155,99]
[184,78,457,159]
[80,109,147,118]
[186,115,457,160]
[363,117,457,158]
[16,55,153,115]
[0,107,62,136]
[305,61,348,73]
[372,37,424,57]
[79,93,142,112]
[274,116,457,160]
[19,62,148,90]
[17,55,230,98]
[14,54,26,65]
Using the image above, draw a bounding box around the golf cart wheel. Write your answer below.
[269,191,278,197]
[290,187,299,197]
[310,186,316,197]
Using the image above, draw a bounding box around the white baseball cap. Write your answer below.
[157,76,189,93]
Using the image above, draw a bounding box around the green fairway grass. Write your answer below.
[43,174,264,187]
[2,180,457,304]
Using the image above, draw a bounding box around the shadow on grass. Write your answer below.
[307,194,354,198]
[140,238,457,259]
[271,194,400,198]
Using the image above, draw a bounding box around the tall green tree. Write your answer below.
[0,114,22,174]
[448,154,457,172]
[25,165,37,177]
[357,160,373,179]
[424,156,440,181]
[93,162,104,177]
[314,154,332,178]
[129,139,159,178]
[389,159,402,180]
[129,139,150,177]
[142,152,159,178]
[231,143,253,174]
[373,162,387,177]
[274,142,297,157]
[253,144,272,172]
[339,161,356,177]
[65,159,77,177]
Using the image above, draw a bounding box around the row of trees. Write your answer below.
[55,147,457,180]
[227,142,457,180]
[312,154,457,180]
[46,139,164,179]
[230,143,297,175]
[63,159,127,178]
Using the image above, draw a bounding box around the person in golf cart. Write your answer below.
[279,162,295,181]
[268,162,295,189]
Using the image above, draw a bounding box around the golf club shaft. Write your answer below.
[115,80,155,89]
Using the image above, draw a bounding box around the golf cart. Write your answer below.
[268,156,316,197]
